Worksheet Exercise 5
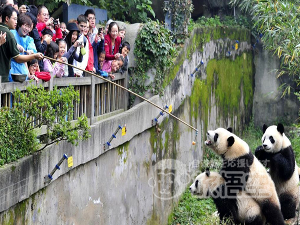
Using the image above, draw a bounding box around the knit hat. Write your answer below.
[27,5,38,17]
[67,22,80,32]
[41,28,53,37]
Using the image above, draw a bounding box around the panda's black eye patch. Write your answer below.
[195,180,198,188]
[269,136,275,144]
[214,133,219,142]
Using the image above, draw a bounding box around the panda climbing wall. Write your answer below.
[255,123,300,220]
[190,168,265,225]
[205,127,285,225]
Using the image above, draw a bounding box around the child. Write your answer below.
[43,41,66,78]
[54,39,68,78]
[96,51,115,79]
[27,59,40,81]
[119,42,130,74]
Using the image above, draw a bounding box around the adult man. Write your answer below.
[0,0,14,7]
[36,6,62,41]
[0,6,43,82]
[73,14,89,77]
[84,9,104,71]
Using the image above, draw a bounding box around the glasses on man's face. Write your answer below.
[88,17,96,21]
[41,13,49,17]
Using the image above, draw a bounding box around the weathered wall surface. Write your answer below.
[0,27,254,225]
[253,43,300,126]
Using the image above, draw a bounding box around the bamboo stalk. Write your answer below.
[43,56,198,132]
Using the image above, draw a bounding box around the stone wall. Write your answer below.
[253,43,300,126]
[0,27,254,225]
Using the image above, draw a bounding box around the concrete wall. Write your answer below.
[0,27,254,225]
[253,43,300,127]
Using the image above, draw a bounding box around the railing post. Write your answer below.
[49,72,54,91]
[86,75,95,125]
[124,71,128,110]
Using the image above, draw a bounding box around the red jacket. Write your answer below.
[104,34,121,60]
[85,36,94,71]
[36,22,63,41]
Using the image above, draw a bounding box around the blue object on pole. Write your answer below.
[55,165,60,170]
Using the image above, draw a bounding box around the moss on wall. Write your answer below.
[117,141,130,164]
[148,115,180,161]
[163,27,251,89]
[190,52,254,127]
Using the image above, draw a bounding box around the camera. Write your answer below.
[53,19,59,26]
[98,27,103,35]
[77,40,83,46]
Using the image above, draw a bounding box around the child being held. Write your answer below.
[119,42,130,74]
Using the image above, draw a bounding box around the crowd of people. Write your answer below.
[0,0,130,82]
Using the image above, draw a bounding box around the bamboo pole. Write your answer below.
[43,56,198,132]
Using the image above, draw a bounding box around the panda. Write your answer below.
[255,123,300,220]
[205,127,285,225]
[190,168,265,225]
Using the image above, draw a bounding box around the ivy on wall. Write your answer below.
[163,0,194,43]
[129,20,176,105]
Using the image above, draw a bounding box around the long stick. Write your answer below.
[43,55,198,132]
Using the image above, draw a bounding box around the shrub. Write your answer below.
[0,85,90,166]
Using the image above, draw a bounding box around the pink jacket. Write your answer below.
[102,60,112,73]
[43,58,65,78]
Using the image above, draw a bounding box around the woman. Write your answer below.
[64,22,83,77]
[104,21,121,61]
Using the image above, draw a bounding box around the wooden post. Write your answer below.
[124,71,128,111]
[86,75,95,125]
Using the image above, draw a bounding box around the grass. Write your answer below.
[167,121,300,225]
[167,190,219,225]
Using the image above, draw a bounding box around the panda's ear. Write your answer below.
[277,123,284,135]
[263,124,268,133]
[205,168,210,177]
[227,127,233,133]
[227,136,235,147]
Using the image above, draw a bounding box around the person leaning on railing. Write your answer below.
[0,5,43,82]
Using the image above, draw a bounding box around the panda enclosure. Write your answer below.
[0,21,299,225]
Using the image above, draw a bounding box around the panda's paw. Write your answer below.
[254,146,264,158]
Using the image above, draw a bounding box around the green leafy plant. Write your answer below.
[195,15,252,29]
[0,85,90,166]
[129,20,176,105]
[98,0,155,23]
[230,0,300,97]
[163,0,194,43]
[21,0,93,13]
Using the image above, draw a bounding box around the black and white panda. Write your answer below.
[255,123,300,220]
[190,168,265,225]
[205,127,285,225]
